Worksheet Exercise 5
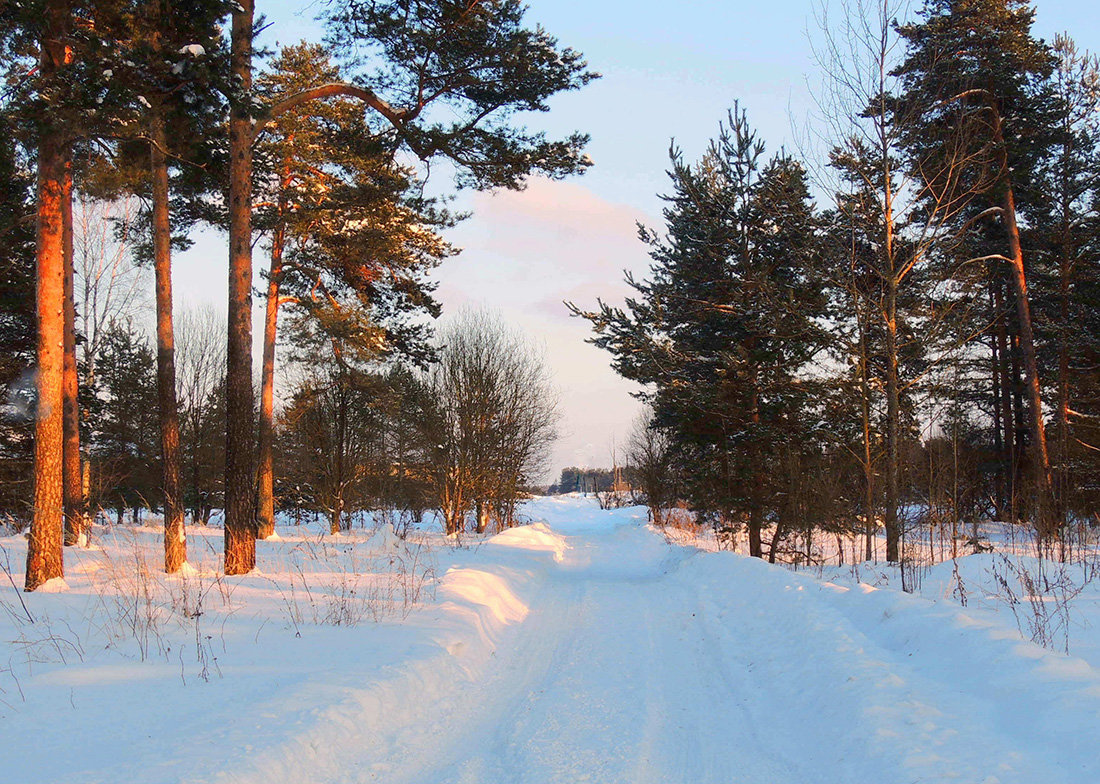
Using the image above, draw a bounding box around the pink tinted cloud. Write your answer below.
[434,177,655,323]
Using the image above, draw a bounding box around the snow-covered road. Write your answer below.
[4,498,1099,783]
[224,507,1100,784]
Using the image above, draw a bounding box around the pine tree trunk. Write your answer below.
[224,0,257,574]
[1002,190,1054,537]
[993,118,1055,538]
[26,7,71,591]
[747,504,763,558]
[255,223,284,540]
[62,157,84,547]
[150,110,187,573]
[747,363,764,559]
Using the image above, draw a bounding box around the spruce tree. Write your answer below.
[87,320,159,523]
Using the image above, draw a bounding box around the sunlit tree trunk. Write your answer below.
[26,3,72,591]
[150,109,187,573]
[990,117,1054,538]
[1001,186,1054,536]
[224,0,257,574]
[255,208,285,540]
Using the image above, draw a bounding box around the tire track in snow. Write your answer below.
[208,517,1100,784]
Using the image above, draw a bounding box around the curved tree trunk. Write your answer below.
[1000,182,1055,539]
[224,0,257,574]
[150,110,187,573]
[991,117,1054,539]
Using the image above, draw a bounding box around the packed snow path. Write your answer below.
[222,505,1099,784]
[4,498,1099,783]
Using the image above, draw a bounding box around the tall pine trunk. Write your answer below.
[150,109,187,573]
[224,0,257,574]
[255,217,285,540]
[26,4,71,591]
[62,157,84,547]
[993,118,1055,538]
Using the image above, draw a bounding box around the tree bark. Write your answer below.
[26,4,71,591]
[1002,191,1054,535]
[475,498,489,534]
[992,117,1055,538]
[224,0,257,574]
[255,217,285,540]
[62,156,84,547]
[150,109,187,573]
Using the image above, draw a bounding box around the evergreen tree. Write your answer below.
[893,0,1058,535]
[0,122,37,521]
[219,0,597,573]
[93,0,231,570]
[251,43,455,537]
[572,108,827,558]
[86,319,159,522]
[1029,36,1100,524]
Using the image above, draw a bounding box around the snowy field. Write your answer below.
[2,496,1100,783]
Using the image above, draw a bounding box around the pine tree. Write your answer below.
[1028,36,1100,525]
[894,0,1058,536]
[573,108,827,558]
[91,0,231,570]
[220,0,597,573]
[251,43,454,538]
[2,0,76,588]
[87,319,159,523]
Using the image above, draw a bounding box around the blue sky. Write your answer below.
[173,0,1100,475]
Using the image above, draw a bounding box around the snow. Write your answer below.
[1,497,1099,783]
[178,44,206,57]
